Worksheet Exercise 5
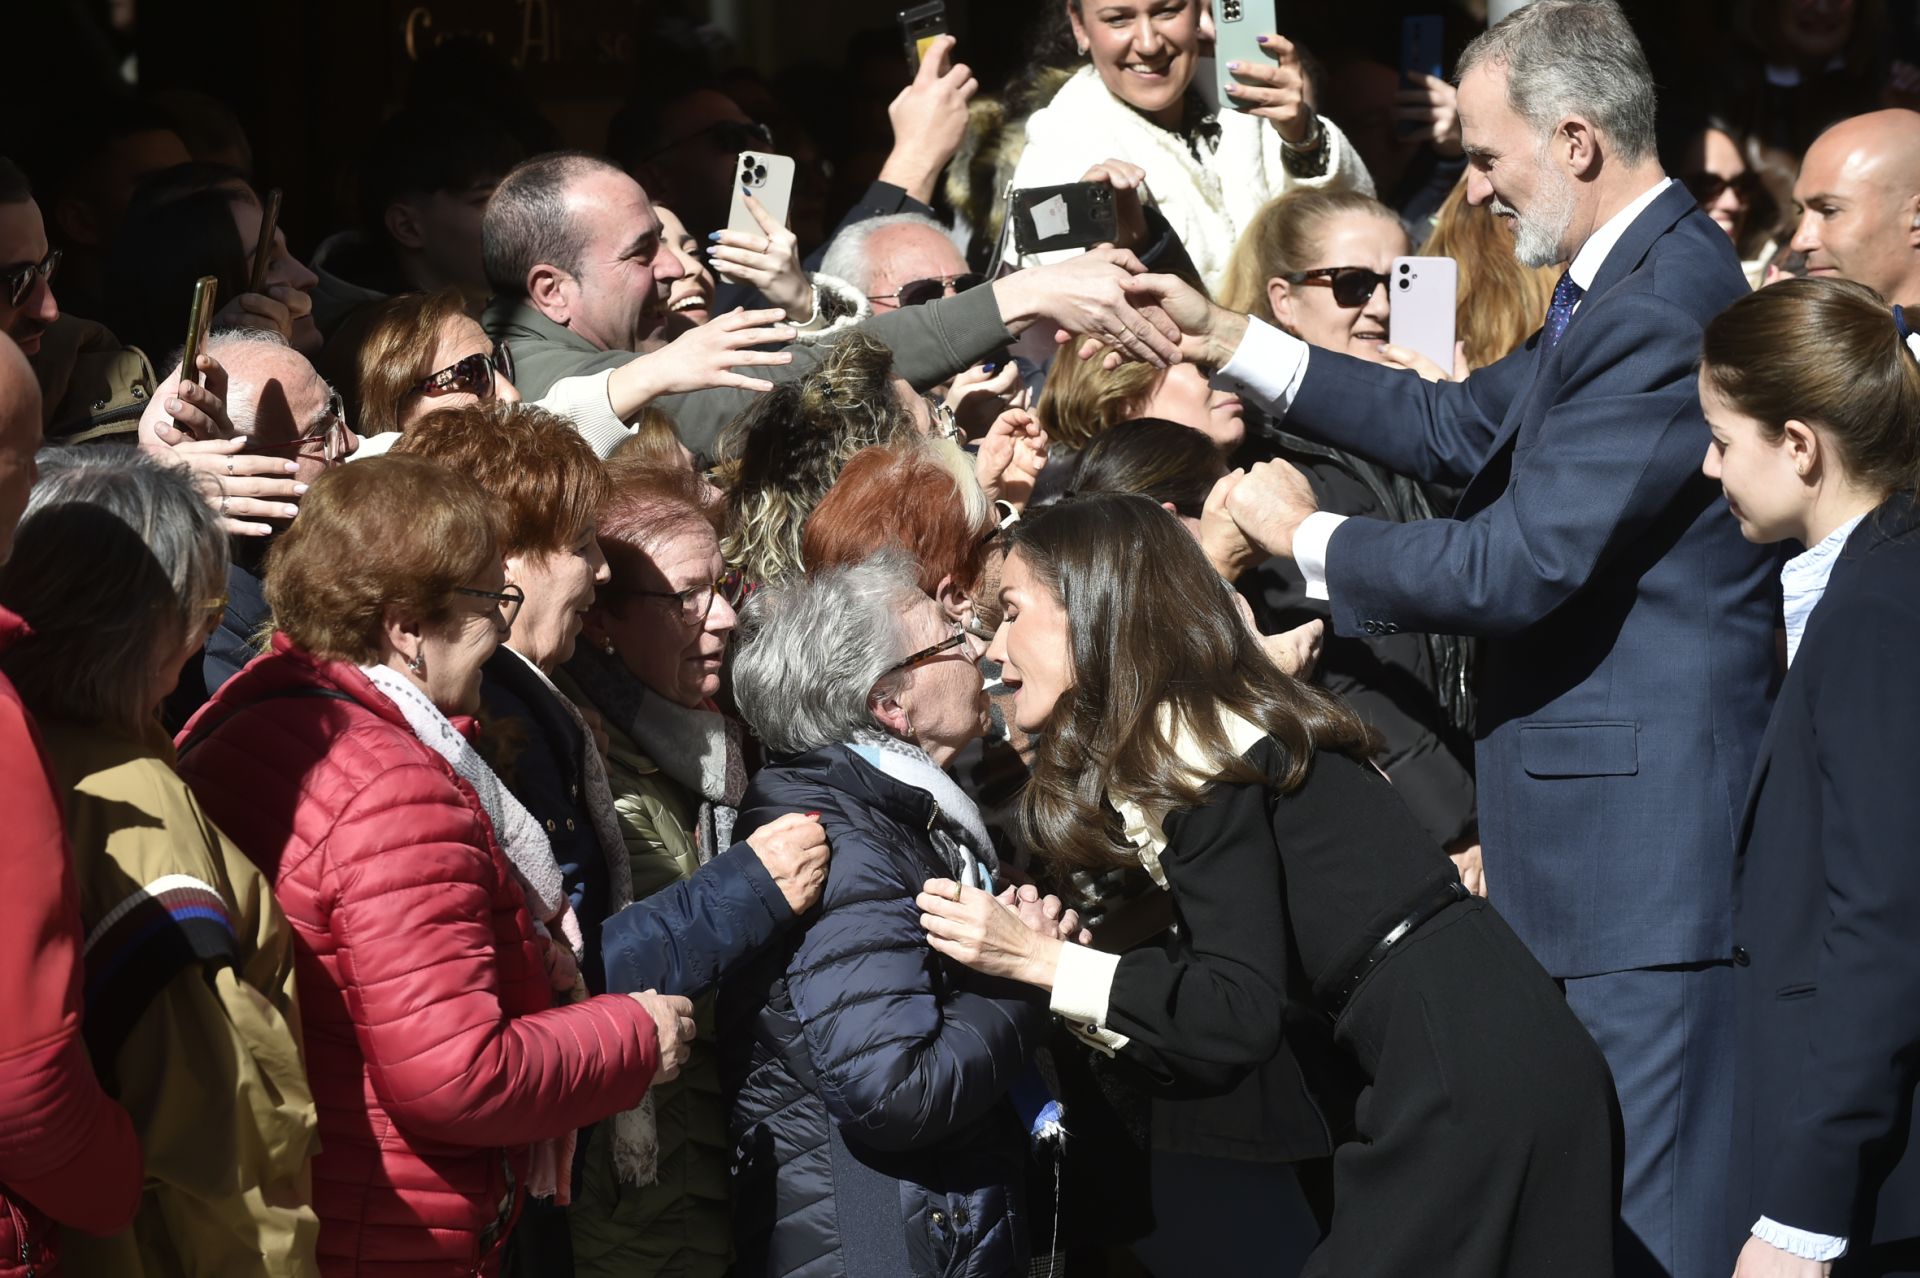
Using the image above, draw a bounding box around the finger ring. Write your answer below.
[950,881,964,903]
[219,495,230,514]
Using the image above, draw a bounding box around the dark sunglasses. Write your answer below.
[868,273,986,309]
[2,248,60,307]
[639,119,774,163]
[1286,266,1391,310]
[1682,170,1764,206]
[414,345,514,400]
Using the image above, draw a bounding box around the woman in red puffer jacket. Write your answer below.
[176,457,695,1277]
[0,605,143,1277]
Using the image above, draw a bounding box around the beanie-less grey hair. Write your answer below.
[729,549,929,756]
[0,446,229,728]
[818,212,965,299]
[1456,0,1658,165]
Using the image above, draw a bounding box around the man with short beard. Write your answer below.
[1131,5,1776,1276]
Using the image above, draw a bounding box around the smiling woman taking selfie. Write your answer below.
[1009,0,1371,292]
[917,494,1615,1276]
[1698,278,1920,1278]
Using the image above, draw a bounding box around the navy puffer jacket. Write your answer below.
[721,745,1047,1278]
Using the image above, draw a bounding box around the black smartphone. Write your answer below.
[248,188,282,295]
[899,1,948,75]
[1398,15,1447,138]
[1010,183,1118,256]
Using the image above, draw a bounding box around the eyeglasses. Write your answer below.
[923,396,961,441]
[614,567,745,625]
[413,346,515,401]
[454,583,525,629]
[250,389,353,466]
[1682,170,1763,206]
[2,248,59,307]
[1286,266,1392,310]
[637,119,774,163]
[868,273,987,309]
[883,626,972,678]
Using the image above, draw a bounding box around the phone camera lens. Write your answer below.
[1399,264,1411,274]
[754,164,768,181]
[1399,279,1410,289]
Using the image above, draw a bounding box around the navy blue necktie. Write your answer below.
[1544,271,1584,350]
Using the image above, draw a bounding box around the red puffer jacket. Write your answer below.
[176,637,659,1277]
[0,606,142,1277]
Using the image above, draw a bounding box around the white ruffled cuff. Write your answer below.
[1752,1216,1847,1262]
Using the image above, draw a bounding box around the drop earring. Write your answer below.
[602,638,617,657]
[407,649,425,676]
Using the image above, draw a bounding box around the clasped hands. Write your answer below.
[916,878,1090,990]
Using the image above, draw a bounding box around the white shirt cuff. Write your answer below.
[1049,942,1130,1055]
[536,370,633,459]
[1215,315,1312,417]
[1293,511,1347,602]
[1752,1217,1848,1262]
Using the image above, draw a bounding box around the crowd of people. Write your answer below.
[4,1,1920,1276]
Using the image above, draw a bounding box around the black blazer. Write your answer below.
[1729,495,1920,1247]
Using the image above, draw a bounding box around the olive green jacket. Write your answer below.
[568,710,732,1278]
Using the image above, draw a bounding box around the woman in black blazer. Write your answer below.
[915,493,1616,1277]
[1700,279,1920,1278]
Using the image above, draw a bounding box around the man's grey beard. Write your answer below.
[1492,161,1576,270]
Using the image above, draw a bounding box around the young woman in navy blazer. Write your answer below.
[1701,277,1920,1278]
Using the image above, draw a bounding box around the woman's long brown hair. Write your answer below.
[1007,494,1375,873]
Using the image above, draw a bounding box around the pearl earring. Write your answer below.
[602,639,617,657]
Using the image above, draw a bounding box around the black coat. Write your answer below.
[1238,424,1478,848]
[1105,739,1615,1276]
[721,745,1049,1278]
[1729,496,1920,1263]
[478,648,613,990]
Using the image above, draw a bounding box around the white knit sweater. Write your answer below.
[1010,66,1374,294]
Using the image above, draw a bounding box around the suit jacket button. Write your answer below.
[1732,945,1751,966]
[545,818,557,833]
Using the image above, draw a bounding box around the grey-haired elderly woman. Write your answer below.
[719,551,1082,1278]
[0,447,319,1275]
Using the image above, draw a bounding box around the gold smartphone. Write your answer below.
[248,188,282,295]
[179,275,219,415]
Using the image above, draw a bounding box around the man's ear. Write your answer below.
[384,199,426,252]
[1905,193,1920,247]
[1561,115,1600,179]
[527,264,572,325]
[1267,276,1297,331]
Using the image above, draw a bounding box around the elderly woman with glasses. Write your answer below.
[395,404,830,1277]
[559,456,790,1278]
[0,448,319,1276]
[721,550,1078,1278]
[173,453,698,1277]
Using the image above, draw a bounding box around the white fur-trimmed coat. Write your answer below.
[1010,66,1375,294]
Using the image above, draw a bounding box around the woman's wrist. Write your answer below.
[1021,934,1065,991]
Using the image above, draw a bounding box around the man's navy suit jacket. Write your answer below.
[1283,182,1778,977]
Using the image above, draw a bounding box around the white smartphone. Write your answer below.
[1213,0,1275,113]
[1388,255,1458,373]
[727,151,796,236]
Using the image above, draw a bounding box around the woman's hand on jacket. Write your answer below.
[918,879,1064,989]
[628,989,696,1083]
[747,811,830,914]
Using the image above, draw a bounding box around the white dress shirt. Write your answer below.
[1215,179,1675,601]
[1781,513,1866,667]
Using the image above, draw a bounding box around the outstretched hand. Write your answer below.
[612,307,796,412]
[997,248,1183,368]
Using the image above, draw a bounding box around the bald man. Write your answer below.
[141,330,359,718]
[1791,109,1920,305]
